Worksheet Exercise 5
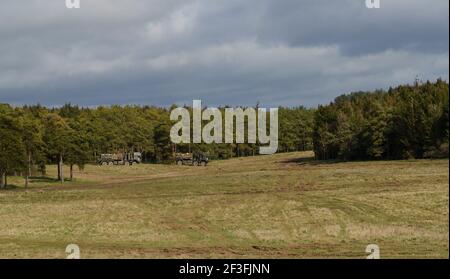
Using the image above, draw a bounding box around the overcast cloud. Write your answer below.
[0,0,448,107]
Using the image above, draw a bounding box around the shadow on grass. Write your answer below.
[29,176,60,183]
[30,177,73,184]
[281,154,417,166]
[0,184,20,190]
[281,156,344,166]
[0,176,74,191]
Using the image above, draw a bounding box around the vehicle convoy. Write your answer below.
[98,152,142,165]
[175,152,209,166]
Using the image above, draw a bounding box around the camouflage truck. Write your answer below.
[175,152,209,166]
[98,152,142,166]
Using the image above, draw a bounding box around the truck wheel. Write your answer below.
[201,161,207,167]
[177,160,183,166]
[193,161,199,166]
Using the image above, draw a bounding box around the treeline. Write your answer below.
[314,79,449,160]
[174,106,314,158]
[0,102,314,187]
[0,79,448,188]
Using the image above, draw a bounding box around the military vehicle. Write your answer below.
[175,152,209,166]
[98,152,142,166]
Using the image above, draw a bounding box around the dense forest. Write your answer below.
[0,100,314,187]
[0,79,448,188]
[314,79,449,160]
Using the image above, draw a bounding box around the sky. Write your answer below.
[0,0,448,107]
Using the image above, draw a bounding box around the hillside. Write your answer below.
[0,152,448,258]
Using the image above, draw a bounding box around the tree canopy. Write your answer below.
[0,79,448,188]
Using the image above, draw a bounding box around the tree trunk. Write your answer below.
[28,152,32,177]
[25,152,31,188]
[0,171,5,189]
[59,154,64,183]
[70,164,74,181]
[39,162,46,176]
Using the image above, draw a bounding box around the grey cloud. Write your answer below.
[0,0,448,107]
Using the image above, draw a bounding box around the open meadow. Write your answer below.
[0,152,448,258]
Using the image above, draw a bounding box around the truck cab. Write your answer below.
[98,152,142,165]
[175,152,209,166]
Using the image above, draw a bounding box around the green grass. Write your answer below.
[0,151,448,258]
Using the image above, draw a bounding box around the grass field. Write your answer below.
[0,151,448,258]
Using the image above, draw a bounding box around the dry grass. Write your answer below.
[0,151,448,258]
